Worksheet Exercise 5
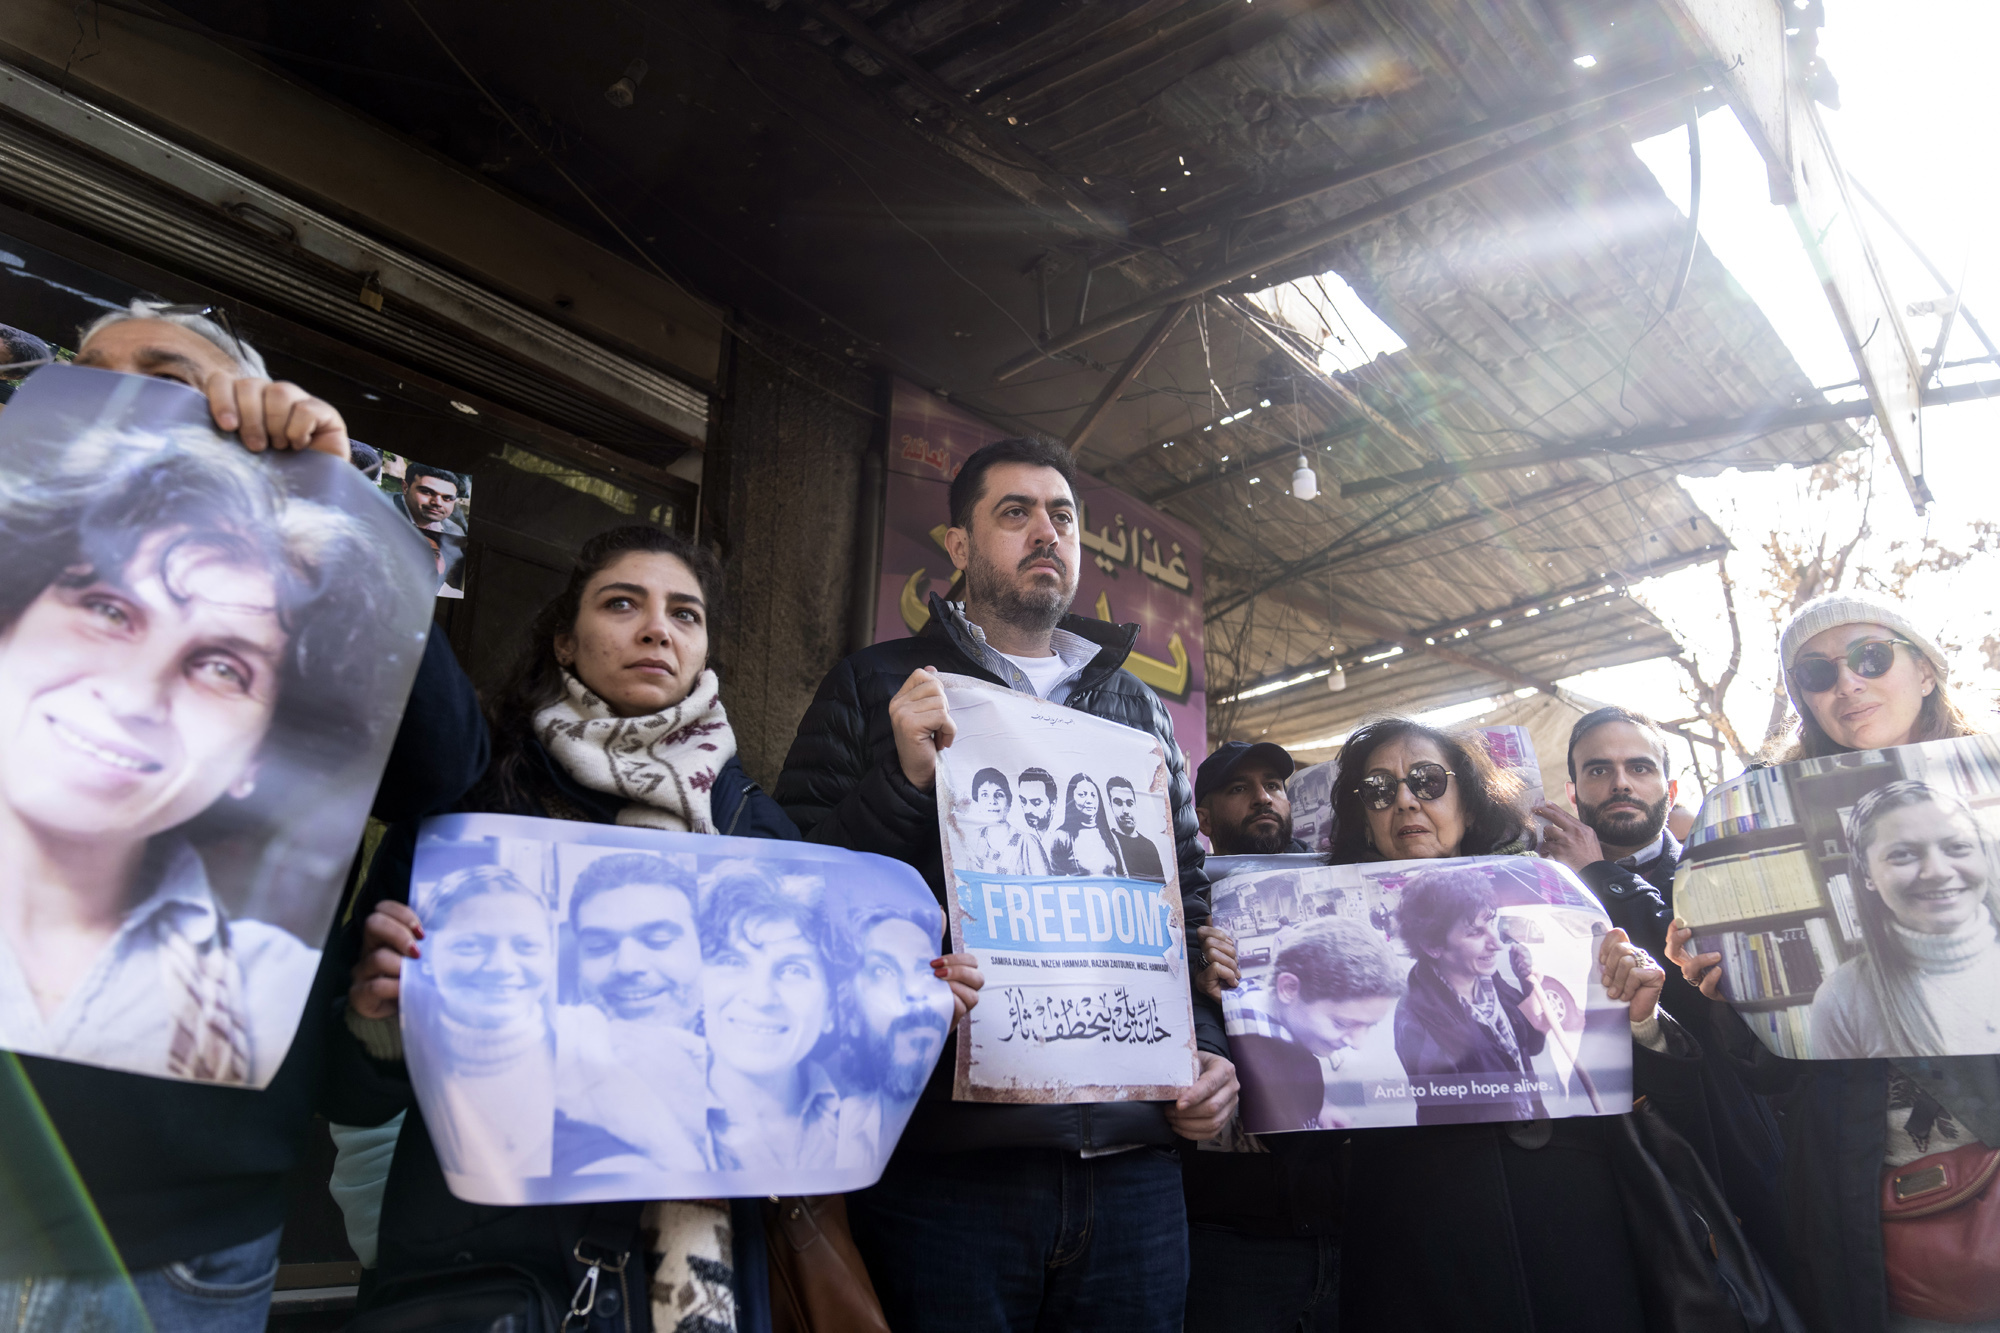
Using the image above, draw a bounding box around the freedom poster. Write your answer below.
[403,814,955,1205]
[1216,856,1630,1131]
[872,377,1208,770]
[0,363,435,1087]
[1678,734,2000,1060]
[935,674,1198,1102]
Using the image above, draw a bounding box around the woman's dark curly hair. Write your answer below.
[1394,867,1499,957]
[1324,716,1526,866]
[479,523,723,812]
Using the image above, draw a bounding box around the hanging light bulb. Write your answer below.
[1291,454,1318,501]
[1327,664,1347,692]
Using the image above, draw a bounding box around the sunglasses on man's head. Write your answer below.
[1356,763,1454,810]
[1789,637,1914,694]
[154,302,248,359]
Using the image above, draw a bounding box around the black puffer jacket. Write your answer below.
[774,595,1224,1152]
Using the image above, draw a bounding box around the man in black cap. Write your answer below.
[1195,741,1306,855]
[1183,740,1336,1333]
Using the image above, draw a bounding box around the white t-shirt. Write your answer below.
[996,648,1073,699]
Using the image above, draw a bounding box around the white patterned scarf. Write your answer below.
[645,1200,737,1333]
[533,669,735,834]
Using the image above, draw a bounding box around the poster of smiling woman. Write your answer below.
[1678,734,2000,1060]
[935,673,1197,1102]
[0,363,435,1087]
[404,814,954,1204]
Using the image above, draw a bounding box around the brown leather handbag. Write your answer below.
[1881,1141,2000,1323]
[764,1195,891,1333]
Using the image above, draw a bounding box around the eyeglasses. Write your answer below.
[1356,763,1455,810]
[1789,637,1914,694]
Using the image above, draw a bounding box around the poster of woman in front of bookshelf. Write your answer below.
[1678,734,2000,1059]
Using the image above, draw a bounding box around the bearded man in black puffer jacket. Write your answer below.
[775,436,1238,1333]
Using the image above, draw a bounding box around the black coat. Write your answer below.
[773,594,1225,1154]
[1577,845,1793,1302]
[329,733,796,1333]
[16,622,485,1272]
[1341,847,1727,1332]
[1394,960,1547,1126]
[1709,1004,2000,1333]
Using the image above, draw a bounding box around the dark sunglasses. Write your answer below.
[1356,763,1454,810]
[1789,637,1914,694]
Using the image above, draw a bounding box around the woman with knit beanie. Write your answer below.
[1669,590,2000,1333]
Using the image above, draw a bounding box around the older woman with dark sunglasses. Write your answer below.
[1668,592,1995,1333]
[1323,717,1532,863]
[1302,717,1704,1333]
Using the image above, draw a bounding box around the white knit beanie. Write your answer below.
[1777,592,1948,697]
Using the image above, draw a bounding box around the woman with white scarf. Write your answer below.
[330,524,981,1333]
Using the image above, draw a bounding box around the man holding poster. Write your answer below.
[776,437,1236,1333]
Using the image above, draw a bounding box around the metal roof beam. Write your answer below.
[1215,549,1722,705]
[1064,298,1193,456]
[1205,479,1599,624]
[991,66,1711,382]
[1337,397,1874,498]
[1142,423,1367,505]
[1130,63,1700,253]
[1658,0,1925,509]
[787,0,1126,240]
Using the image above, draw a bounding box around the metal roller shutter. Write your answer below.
[0,60,710,459]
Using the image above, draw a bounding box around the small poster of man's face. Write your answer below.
[376,451,471,598]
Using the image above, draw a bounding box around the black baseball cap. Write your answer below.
[1194,740,1296,804]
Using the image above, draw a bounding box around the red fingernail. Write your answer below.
[409,946,421,958]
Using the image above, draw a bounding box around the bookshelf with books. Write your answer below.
[1677,751,1905,1056]
[1685,767,1796,850]
[1791,749,1905,950]
[1905,733,2000,813]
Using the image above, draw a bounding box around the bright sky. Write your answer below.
[1554,0,2000,790]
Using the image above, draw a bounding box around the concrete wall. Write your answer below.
[711,337,879,787]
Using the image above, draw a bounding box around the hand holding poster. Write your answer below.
[935,674,1196,1102]
[403,814,954,1204]
[1219,855,1631,1131]
[0,364,434,1087]
[1677,734,2000,1059]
